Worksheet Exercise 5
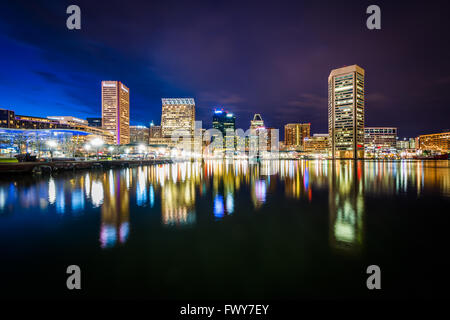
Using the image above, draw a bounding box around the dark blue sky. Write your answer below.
[1,0,449,137]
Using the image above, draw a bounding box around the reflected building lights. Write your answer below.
[48,178,56,204]
[329,162,364,253]
[91,180,104,207]
[0,159,448,251]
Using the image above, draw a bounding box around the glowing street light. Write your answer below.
[83,144,91,160]
[108,146,115,159]
[90,138,104,160]
[138,144,146,159]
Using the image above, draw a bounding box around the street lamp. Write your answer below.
[108,146,114,159]
[46,140,57,161]
[90,138,104,161]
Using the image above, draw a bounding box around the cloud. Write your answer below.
[287,93,327,109]
[33,70,72,86]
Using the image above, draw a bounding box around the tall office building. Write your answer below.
[212,109,236,150]
[161,98,195,137]
[328,65,365,159]
[284,123,311,150]
[101,81,130,145]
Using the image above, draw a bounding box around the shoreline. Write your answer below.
[1,157,449,174]
[0,159,173,174]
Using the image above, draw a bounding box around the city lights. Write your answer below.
[0,0,449,306]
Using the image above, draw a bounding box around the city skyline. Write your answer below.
[1,0,450,305]
[1,1,449,137]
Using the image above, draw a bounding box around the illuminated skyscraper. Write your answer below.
[284,123,310,150]
[161,98,195,137]
[212,109,236,151]
[328,65,365,159]
[101,81,130,145]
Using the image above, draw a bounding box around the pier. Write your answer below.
[0,159,173,174]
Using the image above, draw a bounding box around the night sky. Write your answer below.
[0,0,449,137]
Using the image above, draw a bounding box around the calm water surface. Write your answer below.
[1,160,449,299]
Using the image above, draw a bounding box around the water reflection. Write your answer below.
[329,161,364,253]
[0,160,448,251]
[100,170,129,248]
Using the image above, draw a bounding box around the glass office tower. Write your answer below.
[328,65,365,159]
[161,98,195,138]
[101,81,130,145]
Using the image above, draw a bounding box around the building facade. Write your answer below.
[284,123,311,150]
[418,131,450,153]
[304,134,329,154]
[161,98,195,138]
[0,108,16,128]
[250,114,264,129]
[87,117,102,128]
[47,116,88,126]
[101,81,130,145]
[364,127,397,152]
[396,137,416,151]
[212,109,236,151]
[149,123,162,139]
[0,108,114,145]
[328,65,365,159]
[130,125,149,143]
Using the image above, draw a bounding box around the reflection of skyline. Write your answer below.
[100,170,129,249]
[0,160,449,250]
[328,161,365,253]
[148,163,199,226]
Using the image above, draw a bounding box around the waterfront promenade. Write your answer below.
[0,158,173,174]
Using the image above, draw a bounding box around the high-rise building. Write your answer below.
[284,123,311,150]
[212,109,236,151]
[161,98,195,137]
[101,81,130,145]
[328,65,365,159]
[87,117,102,128]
